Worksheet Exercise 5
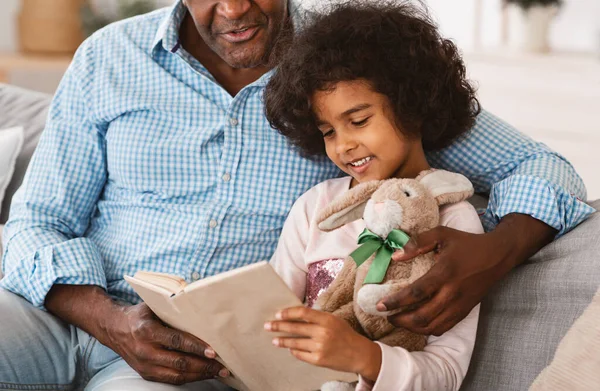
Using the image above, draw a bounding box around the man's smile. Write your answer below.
[219,25,261,44]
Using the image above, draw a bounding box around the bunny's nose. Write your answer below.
[373,202,386,213]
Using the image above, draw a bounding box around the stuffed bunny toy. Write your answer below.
[315,169,474,391]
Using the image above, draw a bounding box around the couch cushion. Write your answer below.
[462,200,600,390]
[0,84,52,224]
[0,127,24,217]
[530,285,600,390]
[0,224,3,278]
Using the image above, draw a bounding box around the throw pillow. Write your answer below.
[0,127,24,217]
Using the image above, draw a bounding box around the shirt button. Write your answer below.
[192,272,200,281]
[209,219,218,228]
[229,117,238,126]
[222,173,231,182]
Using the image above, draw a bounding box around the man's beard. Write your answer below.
[263,16,294,69]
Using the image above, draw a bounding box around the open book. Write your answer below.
[124,261,357,391]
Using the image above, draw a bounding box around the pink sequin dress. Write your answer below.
[305,258,346,308]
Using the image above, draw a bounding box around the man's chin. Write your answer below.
[221,48,268,69]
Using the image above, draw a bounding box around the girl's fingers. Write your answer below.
[265,319,322,337]
[275,306,329,324]
[289,348,318,365]
[273,336,317,352]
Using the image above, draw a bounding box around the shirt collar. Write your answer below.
[152,0,186,55]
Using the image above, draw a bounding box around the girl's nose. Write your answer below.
[335,133,358,155]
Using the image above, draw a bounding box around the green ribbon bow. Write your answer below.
[350,228,411,285]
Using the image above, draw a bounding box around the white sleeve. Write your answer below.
[358,306,479,391]
[269,190,315,301]
[358,201,484,391]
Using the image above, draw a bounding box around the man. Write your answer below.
[0,1,594,390]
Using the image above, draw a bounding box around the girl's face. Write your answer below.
[312,80,428,186]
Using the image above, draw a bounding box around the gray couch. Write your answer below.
[1,83,598,390]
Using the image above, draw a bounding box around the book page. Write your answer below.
[124,275,250,390]
[127,262,357,390]
[175,262,357,391]
[133,271,187,295]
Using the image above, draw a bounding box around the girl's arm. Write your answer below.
[357,305,479,391]
[263,301,478,391]
[269,187,318,300]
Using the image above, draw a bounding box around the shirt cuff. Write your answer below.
[481,175,596,237]
[356,342,413,391]
[0,238,107,309]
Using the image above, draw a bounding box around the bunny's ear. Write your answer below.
[416,169,474,206]
[317,180,383,231]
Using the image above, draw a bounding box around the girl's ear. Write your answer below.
[317,180,383,231]
[416,169,474,206]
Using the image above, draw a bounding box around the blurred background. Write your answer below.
[0,0,598,198]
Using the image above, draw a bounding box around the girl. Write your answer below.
[263,2,483,390]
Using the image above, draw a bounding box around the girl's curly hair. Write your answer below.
[264,1,480,157]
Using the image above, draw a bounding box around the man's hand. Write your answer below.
[46,285,227,385]
[103,303,228,384]
[377,214,556,336]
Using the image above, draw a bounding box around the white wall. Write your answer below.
[425,0,501,51]
[551,0,600,52]
[1,0,598,54]
[426,0,600,53]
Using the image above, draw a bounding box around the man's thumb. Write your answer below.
[391,232,438,262]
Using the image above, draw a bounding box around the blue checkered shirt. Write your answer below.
[1,2,595,309]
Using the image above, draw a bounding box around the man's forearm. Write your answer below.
[490,213,558,272]
[45,284,124,345]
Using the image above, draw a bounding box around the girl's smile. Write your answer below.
[347,155,374,175]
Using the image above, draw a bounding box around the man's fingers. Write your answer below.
[391,228,443,262]
[377,268,444,311]
[413,307,466,336]
[140,364,227,385]
[149,349,224,375]
[386,284,470,335]
[385,291,448,334]
[152,327,213,357]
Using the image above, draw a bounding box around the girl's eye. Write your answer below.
[404,190,411,197]
[351,117,370,127]
[322,129,335,138]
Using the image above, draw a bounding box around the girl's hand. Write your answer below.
[264,306,382,382]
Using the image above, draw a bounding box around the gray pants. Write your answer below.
[0,288,234,391]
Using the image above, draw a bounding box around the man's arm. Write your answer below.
[1,36,225,384]
[379,110,595,335]
[427,109,594,236]
[0,37,109,307]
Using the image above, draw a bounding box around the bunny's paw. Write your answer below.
[357,282,408,316]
